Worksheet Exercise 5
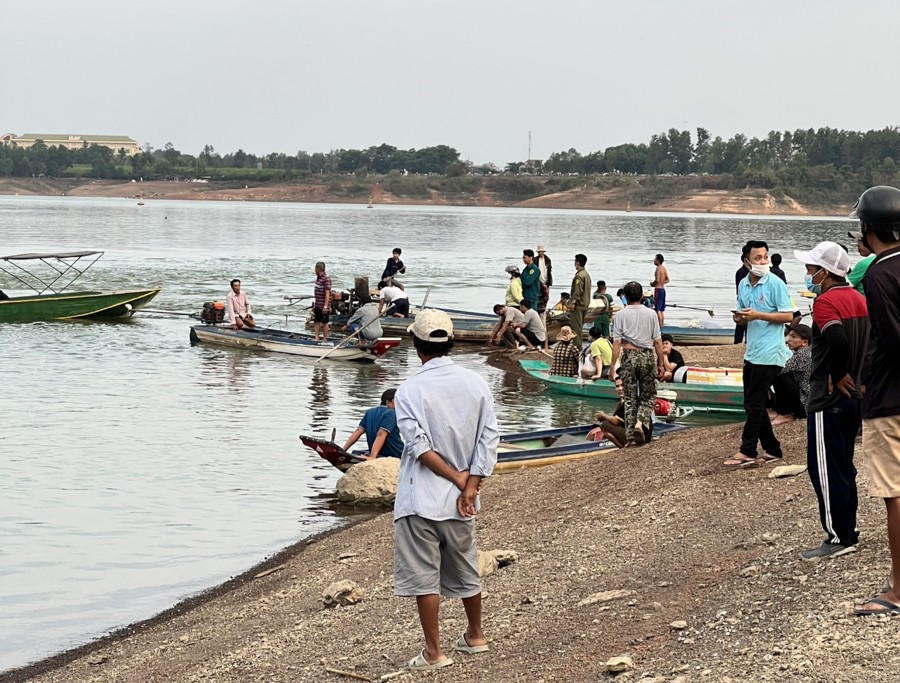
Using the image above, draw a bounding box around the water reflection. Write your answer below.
[308,365,332,428]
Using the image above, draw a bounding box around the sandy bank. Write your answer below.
[6,345,897,683]
[0,178,848,217]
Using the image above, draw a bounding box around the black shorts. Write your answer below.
[314,307,330,323]
[391,298,410,317]
[519,328,543,347]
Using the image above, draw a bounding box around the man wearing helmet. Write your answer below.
[850,186,900,616]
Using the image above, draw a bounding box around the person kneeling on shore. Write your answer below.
[393,309,498,670]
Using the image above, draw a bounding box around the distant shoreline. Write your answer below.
[0,177,849,217]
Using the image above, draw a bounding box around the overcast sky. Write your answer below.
[4,0,899,164]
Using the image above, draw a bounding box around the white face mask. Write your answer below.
[749,263,770,278]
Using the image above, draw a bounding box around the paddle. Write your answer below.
[140,308,198,318]
[315,304,395,363]
[666,303,715,317]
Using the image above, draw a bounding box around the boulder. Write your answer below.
[484,549,519,568]
[605,656,634,673]
[477,551,499,578]
[322,579,364,608]
[336,458,400,506]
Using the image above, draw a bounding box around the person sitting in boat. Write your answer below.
[341,388,404,460]
[769,322,812,426]
[382,248,406,286]
[505,265,523,307]
[551,291,569,312]
[226,278,256,330]
[343,302,383,344]
[377,284,410,317]
[580,326,613,380]
[549,325,580,377]
[660,333,686,382]
[491,303,525,348]
[593,373,651,448]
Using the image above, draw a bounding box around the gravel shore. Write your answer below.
[7,345,898,683]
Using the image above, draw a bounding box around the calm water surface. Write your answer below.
[0,197,854,670]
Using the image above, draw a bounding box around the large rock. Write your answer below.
[477,551,499,578]
[322,580,364,608]
[605,655,634,673]
[336,458,400,506]
[769,464,807,479]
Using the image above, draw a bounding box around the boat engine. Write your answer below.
[200,301,226,324]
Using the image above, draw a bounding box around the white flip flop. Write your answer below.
[408,650,453,671]
[454,633,490,655]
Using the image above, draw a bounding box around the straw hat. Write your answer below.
[557,326,576,341]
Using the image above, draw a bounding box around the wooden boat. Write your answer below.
[300,421,688,474]
[661,324,734,346]
[519,359,745,412]
[0,251,160,322]
[189,324,401,361]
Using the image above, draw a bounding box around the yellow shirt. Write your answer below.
[590,337,613,368]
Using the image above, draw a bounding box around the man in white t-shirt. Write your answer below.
[378,285,410,317]
[514,300,546,351]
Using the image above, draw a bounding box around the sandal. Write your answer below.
[724,454,757,468]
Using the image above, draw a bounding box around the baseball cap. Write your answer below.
[407,309,454,341]
[848,230,863,241]
[793,241,850,277]
[785,322,812,341]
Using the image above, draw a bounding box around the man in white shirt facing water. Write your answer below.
[393,309,499,671]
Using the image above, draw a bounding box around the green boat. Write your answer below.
[519,359,745,412]
[0,251,161,322]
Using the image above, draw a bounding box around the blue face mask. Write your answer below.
[805,270,823,295]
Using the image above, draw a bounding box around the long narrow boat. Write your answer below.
[0,251,160,322]
[661,324,734,346]
[300,421,687,474]
[189,325,401,361]
[519,359,745,411]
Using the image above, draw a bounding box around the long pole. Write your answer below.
[315,304,394,363]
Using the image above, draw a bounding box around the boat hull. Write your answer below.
[190,325,401,361]
[0,289,161,322]
[661,325,735,346]
[519,359,745,411]
[301,421,686,474]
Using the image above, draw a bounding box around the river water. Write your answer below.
[0,196,853,671]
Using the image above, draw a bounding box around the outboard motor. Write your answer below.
[354,276,372,304]
[200,301,225,324]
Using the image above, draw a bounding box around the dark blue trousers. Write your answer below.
[806,398,861,546]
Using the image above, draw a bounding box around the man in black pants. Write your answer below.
[733,244,751,344]
[794,242,868,560]
[724,241,794,467]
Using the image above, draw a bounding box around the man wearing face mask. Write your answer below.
[848,186,900,616]
[793,242,868,562]
[724,241,794,468]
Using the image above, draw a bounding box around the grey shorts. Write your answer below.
[394,515,481,598]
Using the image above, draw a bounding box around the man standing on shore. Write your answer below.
[734,244,750,344]
[652,254,670,328]
[724,241,794,468]
[520,249,541,311]
[313,262,332,341]
[394,309,499,670]
[848,186,900,616]
[793,242,868,561]
[847,230,876,295]
[567,253,591,347]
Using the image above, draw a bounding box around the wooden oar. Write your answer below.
[140,308,198,317]
[667,303,715,317]
[315,304,395,363]
[419,285,433,311]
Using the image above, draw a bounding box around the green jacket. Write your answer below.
[570,269,591,308]
[848,254,875,294]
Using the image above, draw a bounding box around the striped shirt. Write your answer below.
[393,356,499,522]
[314,273,332,308]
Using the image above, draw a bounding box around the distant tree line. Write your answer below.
[2,127,900,204]
[0,140,462,182]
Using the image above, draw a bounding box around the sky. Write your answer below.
[4,0,900,164]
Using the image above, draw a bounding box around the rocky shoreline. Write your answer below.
[6,345,899,683]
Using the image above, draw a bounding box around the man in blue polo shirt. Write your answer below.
[342,388,404,459]
[724,240,794,468]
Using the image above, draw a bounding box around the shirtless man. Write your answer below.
[652,254,670,327]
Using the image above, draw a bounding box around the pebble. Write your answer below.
[670,620,688,630]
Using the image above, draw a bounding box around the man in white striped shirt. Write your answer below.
[393,309,499,672]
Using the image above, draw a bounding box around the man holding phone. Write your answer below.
[724,241,794,468]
